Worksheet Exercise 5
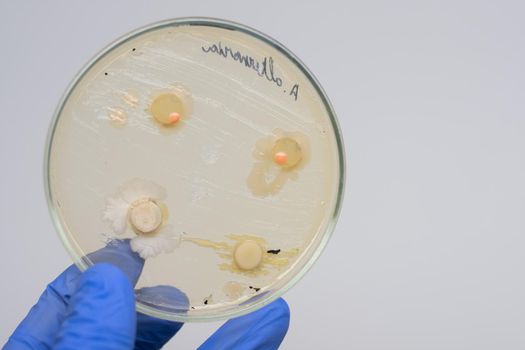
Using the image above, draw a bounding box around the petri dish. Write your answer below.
[45,17,345,322]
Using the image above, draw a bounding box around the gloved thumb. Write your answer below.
[53,263,137,350]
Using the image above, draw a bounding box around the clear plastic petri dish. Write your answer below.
[45,17,345,322]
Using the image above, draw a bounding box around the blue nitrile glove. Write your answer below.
[4,239,290,350]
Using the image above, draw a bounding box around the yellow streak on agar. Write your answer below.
[183,234,299,277]
[184,237,230,250]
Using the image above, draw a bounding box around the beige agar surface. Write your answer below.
[48,21,342,319]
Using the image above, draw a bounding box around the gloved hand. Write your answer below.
[4,240,290,350]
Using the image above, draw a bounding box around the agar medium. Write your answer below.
[45,18,345,321]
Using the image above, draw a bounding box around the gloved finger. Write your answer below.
[53,263,136,350]
[4,239,144,350]
[198,298,290,350]
[134,286,189,350]
[87,238,144,285]
[3,263,82,350]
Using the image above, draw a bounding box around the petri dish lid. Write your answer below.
[45,17,345,322]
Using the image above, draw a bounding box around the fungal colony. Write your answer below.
[102,178,180,259]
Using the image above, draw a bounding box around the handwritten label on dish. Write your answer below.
[201,41,300,101]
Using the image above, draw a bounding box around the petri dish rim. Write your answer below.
[44,17,346,322]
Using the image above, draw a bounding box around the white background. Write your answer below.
[1,1,524,349]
